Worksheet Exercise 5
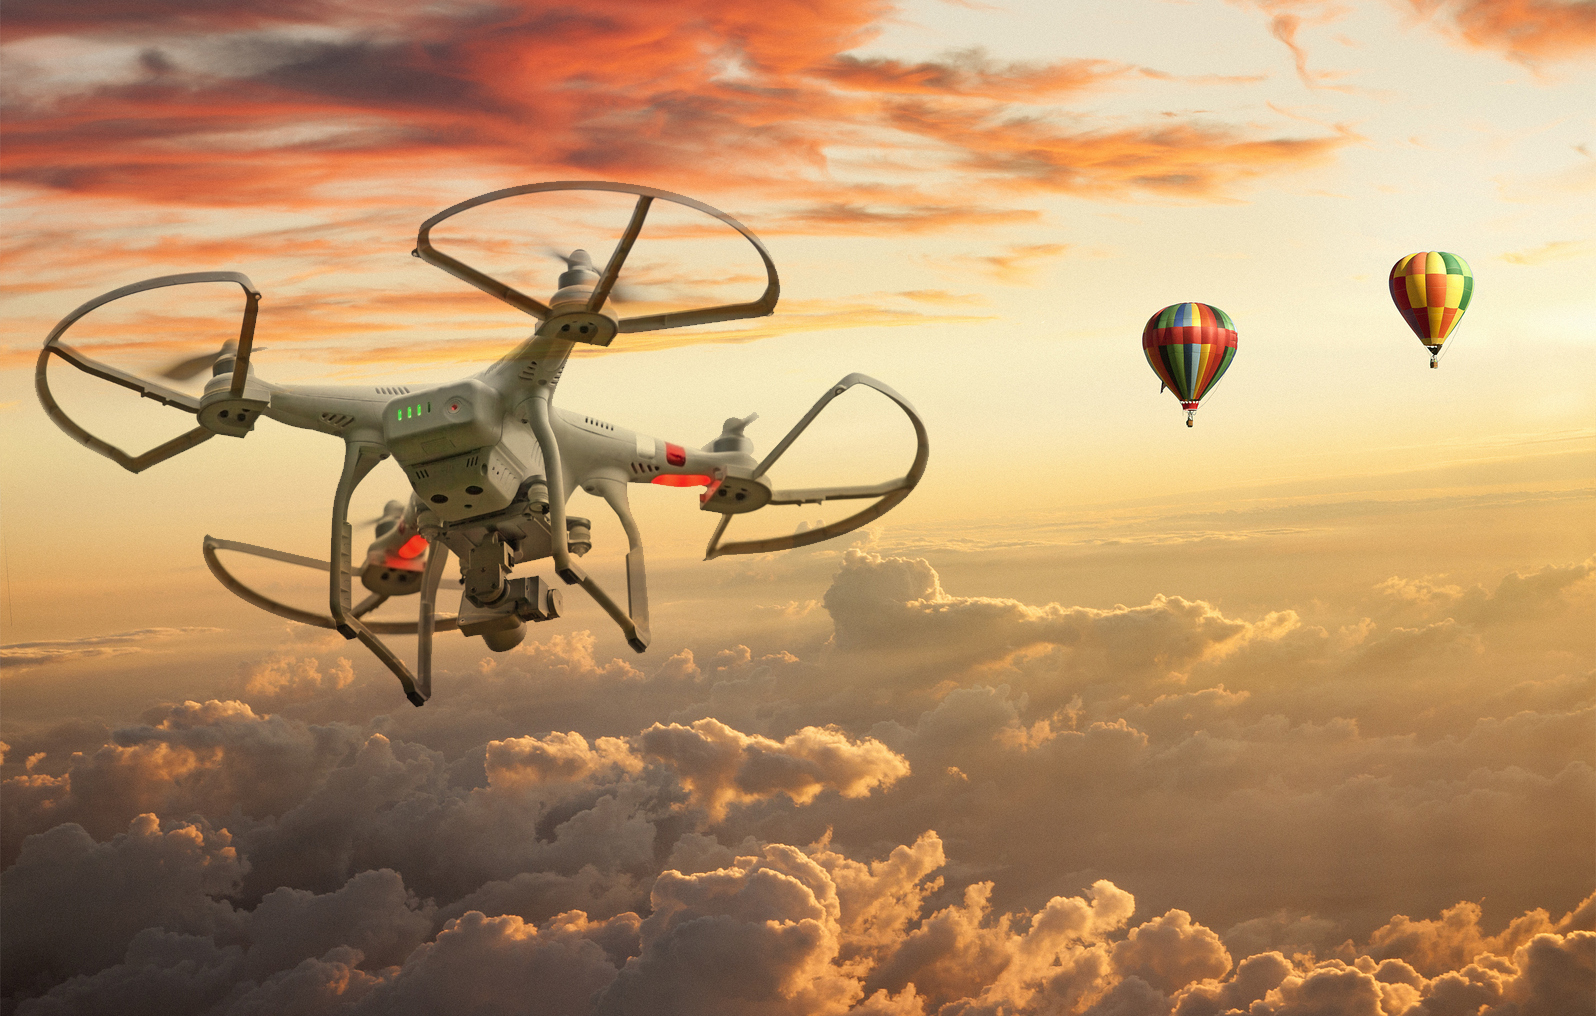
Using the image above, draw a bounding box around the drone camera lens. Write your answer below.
[430,494,448,504]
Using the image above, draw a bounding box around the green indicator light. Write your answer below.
[396,409,402,421]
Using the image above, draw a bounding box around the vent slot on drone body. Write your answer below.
[320,412,356,429]
[376,386,411,395]
[630,462,661,474]
[518,362,539,381]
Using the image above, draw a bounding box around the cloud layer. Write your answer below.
[3,547,1590,1013]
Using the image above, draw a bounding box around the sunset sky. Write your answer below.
[1,0,1593,1013]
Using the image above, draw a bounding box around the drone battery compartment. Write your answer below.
[383,380,504,465]
[385,380,520,521]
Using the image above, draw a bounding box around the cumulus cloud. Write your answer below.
[1,815,244,992]
[2,545,1591,1012]
[637,718,910,820]
[1112,909,1234,994]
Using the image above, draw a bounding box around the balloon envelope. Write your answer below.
[1389,251,1472,361]
[1142,302,1238,421]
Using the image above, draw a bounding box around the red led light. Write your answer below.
[396,534,428,559]
[652,474,712,487]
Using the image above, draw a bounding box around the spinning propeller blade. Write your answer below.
[541,247,656,304]
[159,340,236,380]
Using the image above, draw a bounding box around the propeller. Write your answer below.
[157,339,269,381]
[360,500,408,536]
[543,247,685,305]
[158,340,235,380]
[546,248,630,303]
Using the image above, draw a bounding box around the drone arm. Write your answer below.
[329,441,429,706]
[705,373,929,560]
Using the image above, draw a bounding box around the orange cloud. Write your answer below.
[1,0,1345,220]
[1410,0,1596,62]
[880,98,1345,197]
[820,49,1129,98]
[1240,0,1596,64]
[943,242,1072,284]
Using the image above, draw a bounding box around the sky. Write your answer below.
[1,0,1593,1013]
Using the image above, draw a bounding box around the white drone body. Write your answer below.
[36,183,929,706]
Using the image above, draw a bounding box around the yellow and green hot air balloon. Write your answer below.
[1389,251,1472,368]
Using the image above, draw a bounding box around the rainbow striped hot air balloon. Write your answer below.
[1389,251,1472,368]
[1142,302,1238,427]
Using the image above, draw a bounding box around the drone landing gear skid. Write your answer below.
[530,394,651,652]
[329,442,451,706]
[202,507,462,707]
[703,373,930,560]
[202,535,460,635]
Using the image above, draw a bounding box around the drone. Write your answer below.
[35,182,929,706]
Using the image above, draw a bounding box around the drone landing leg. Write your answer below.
[592,479,651,652]
[329,441,429,707]
[527,394,649,653]
[416,540,450,702]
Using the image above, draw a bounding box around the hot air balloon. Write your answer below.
[1389,251,1472,368]
[1142,302,1238,427]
